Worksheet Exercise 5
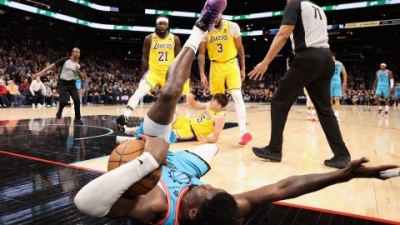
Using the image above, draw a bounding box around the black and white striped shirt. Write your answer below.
[282,0,329,53]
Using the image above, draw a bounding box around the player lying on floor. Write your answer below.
[118,93,228,144]
[75,135,399,225]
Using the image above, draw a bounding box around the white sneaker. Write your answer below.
[116,136,135,144]
[32,104,35,108]
[124,125,139,136]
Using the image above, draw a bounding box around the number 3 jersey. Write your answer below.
[205,20,239,63]
[149,33,176,74]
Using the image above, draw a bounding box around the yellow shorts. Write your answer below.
[172,115,197,141]
[182,79,190,95]
[209,58,241,94]
[144,69,190,95]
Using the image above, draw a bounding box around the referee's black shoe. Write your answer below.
[324,156,350,169]
[252,146,282,162]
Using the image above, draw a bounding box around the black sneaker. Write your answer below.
[74,119,83,125]
[252,146,282,162]
[195,0,227,31]
[324,156,350,169]
[378,109,382,116]
[116,115,128,131]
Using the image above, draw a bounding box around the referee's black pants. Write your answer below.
[57,80,81,120]
[269,48,350,158]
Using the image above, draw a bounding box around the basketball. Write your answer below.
[108,140,162,197]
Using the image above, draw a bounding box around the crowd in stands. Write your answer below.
[0,17,399,109]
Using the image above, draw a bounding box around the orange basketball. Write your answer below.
[108,140,162,197]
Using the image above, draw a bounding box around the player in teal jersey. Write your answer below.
[330,52,347,122]
[394,82,400,107]
[373,63,393,116]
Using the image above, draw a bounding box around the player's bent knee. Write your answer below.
[160,86,183,101]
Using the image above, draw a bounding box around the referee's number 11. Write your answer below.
[312,6,322,20]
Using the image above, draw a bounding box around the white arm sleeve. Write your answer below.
[229,21,241,38]
[390,78,394,88]
[74,152,159,217]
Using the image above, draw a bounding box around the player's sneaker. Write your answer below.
[239,132,252,145]
[195,0,227,31]
[116,115,128,131]
[378,109,383,116]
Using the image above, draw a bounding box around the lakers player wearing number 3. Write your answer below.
[116,16,190,131]
[198,14,252,145]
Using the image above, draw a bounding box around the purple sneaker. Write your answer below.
[195,0,227,31]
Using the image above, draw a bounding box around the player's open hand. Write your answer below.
[248,62,269,81]
[139,135,169,165]
[343,157,399,180]
[200,74,209,87]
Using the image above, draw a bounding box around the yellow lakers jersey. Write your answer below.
[190,108,224,137]
[149,33,176,73]
[206,20,238,63]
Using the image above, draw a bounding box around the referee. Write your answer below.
[36,47,86,125]
[248,0,351,168]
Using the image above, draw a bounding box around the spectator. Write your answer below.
[29,76,45,108]
[7,80,25,106]
[0,80,11,107]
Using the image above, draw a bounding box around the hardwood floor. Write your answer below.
[2,102,399,222]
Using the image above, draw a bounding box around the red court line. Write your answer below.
[0,149,106,174]
[274,201,399,225]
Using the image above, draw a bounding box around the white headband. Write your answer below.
[156,17,169,24]
[381,63,387,67]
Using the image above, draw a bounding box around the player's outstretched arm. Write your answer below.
[233,157,398,217]
[187,93,207,110]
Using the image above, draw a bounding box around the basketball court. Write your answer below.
[0,103,399,224]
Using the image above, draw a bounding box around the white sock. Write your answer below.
[379,106,382,110]
[126,80,152,113]
[183,26,207,53]
[385,105,389,112]
[143,115,172,143]
[230,89,247,134]
[74,152,159,217]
